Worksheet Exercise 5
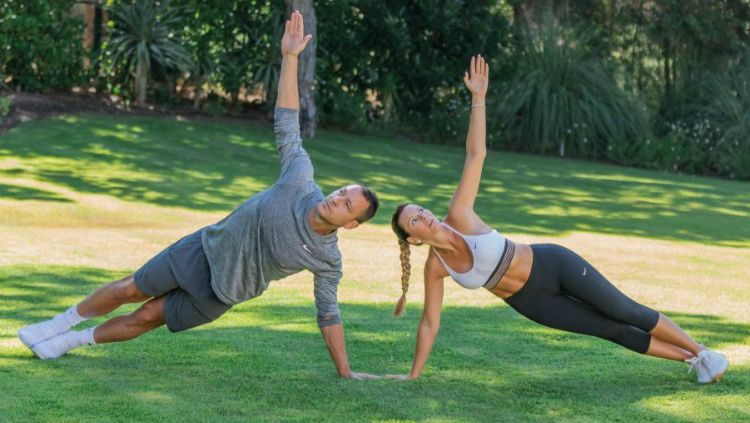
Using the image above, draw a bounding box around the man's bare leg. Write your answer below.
[93,296,166,343]
[77,274,151,318]
[29,296,166,359]
[18,274,150,348]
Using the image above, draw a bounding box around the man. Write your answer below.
[18,11,380,380]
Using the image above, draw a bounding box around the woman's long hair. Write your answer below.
[391,204,411,316]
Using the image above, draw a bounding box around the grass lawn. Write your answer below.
[1,114,748,422]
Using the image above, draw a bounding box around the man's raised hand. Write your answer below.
[281,10,312,57]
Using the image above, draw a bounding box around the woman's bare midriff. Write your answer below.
[488,243,533,300]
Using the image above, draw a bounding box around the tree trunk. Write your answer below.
[193,74,203,110]
[511,0,528,47]
[93,3,103,55]
[287,0,317,139]
[663,36,672,107]
[516,0,556,33]
[136,57,148,107]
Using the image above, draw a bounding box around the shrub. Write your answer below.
[315,0,512,139]
[490,21,649,161]
[663,53,750,179]
[0,0,86,91]
[103,0,193,107]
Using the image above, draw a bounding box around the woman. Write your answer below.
[387,55,728,384]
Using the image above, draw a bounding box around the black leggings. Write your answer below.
[504,244,660,354]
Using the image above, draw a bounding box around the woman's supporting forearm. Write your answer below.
[409,320,440,379]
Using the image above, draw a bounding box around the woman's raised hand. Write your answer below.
[280,10,312,57]
[463,55,489,98]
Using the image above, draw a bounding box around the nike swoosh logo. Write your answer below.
[302,244,313,255]
[582,267,587,276]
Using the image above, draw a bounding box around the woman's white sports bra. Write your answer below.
[433,224,507,289]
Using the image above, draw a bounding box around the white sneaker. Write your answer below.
[698,349,729,382]
[30,331,78,360]
[686,349,729,383]
[17,319,67,349]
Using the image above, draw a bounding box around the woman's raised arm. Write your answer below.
[448,55,489,221]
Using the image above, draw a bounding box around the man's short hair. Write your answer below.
[356,184,379,223]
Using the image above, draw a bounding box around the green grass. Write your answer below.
[1,114,748,246]
[2,266,748,422]
[1,115,749,422]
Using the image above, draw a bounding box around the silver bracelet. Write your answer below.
[471,104,486,109]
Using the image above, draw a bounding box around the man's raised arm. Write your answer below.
[277,11,311,111]
[274,11,314,185]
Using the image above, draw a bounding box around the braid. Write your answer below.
[394,239,411,317]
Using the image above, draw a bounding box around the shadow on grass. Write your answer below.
[0,266,126,324]
[1,114,749,246]
[0,183,72,202]
[2,267,748,421]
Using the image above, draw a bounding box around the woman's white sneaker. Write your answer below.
[698,349,729,382]
[686,349,729,383]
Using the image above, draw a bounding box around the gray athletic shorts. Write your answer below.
[134,228,231,332]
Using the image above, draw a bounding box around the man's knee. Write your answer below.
[114,275,150,303]
[131,298,165,328]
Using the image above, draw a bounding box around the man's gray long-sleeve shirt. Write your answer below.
[201,108,342,328]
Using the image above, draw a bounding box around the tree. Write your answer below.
[107,0,193,107]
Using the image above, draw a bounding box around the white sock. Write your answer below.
[74,327,97,346]
[47,304,86,333]
[31,327,97,360]
[60,327,97,349]
[63,304,88,327]
[83,326,97,346]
